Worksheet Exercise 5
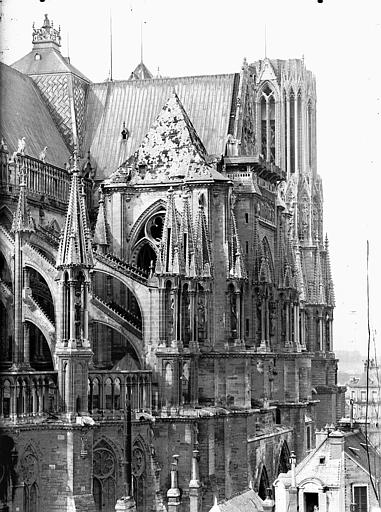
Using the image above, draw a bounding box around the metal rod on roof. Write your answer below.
[264,24,267,59]
[109,9,113,81]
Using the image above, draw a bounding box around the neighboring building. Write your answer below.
[274,424,381,512]
[0,14,344,512]
[346,359,380,425]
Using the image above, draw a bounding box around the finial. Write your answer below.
[39,146,48,163]
[17,137,26,155]
[264,24,267,59]
[121,121,129,140]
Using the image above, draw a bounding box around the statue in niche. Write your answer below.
[197,294,207,341]
[230,292,237,338]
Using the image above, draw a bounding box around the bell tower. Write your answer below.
[55,151,94,419]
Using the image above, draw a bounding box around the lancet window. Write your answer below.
[260,85,276,163]
[93,441,117,512]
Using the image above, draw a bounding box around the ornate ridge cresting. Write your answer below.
[32,14,61,47]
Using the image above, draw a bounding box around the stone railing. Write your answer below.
[0,149,93,209]
[91,295,142,337]
[88,370,152,417]
[0,370,58,420]
[94,251,149,285]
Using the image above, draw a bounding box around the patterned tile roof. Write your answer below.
[12,47,89,82]
[83,74,237,180]
[0,62,71,167]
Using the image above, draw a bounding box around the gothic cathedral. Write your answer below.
[0,15,345,512]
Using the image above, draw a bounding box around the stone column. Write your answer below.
[318,312,324,351]
[294,94,299,174]
[235,291,241,341]
[329,318,333,352]
[13,233,23,366]
[189,288,196,343]
[167,458,181,512]
[22,322,30,367]
[69,281,75,341]
[294,303,300,348]
[189,450,201,512]
[300,308,306,348]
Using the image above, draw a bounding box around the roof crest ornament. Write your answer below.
[32,14,61,48]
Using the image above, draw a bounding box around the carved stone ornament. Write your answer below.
[20,452,38,485]
[132,446,145,476]
[93,448,115,478]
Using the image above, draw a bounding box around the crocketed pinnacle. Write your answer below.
[56,154,93,268]
[93,187,109,247]
[11,165,35,234]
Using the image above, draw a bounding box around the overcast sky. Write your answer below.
[1,0,381,360]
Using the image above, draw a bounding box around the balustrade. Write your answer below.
[88,370,152,417]
[0,371,58,420]
[0,150,93,208]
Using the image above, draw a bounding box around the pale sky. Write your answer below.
[1,0,381,359]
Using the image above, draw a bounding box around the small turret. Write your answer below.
[32,14,61,50]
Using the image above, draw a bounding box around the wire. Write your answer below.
[365,240,379,503]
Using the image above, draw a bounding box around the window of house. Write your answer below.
[319,456,326,465]
[361,391,366,402]
[306,426,311,451]
[353,485,368,512]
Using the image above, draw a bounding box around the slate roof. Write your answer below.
[345,429,381,474]
[210,489,264,512]
[12,47,89,81]
[0,62,71,167]
[83,73,237,180]
[107,92,228,185]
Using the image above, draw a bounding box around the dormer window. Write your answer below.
[34,53,41,61]
[121,122,129,140]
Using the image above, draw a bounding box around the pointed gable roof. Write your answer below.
[257,58,277,83]
[56,154,93,268]
[129,62,153,81]
[107,92,227,185]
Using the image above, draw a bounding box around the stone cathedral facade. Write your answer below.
[0,15,345,512]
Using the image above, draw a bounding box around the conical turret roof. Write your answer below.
[56,153,93,268]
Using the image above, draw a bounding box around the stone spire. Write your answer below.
[56,152,93,269]
[11,160,35,234]
[157,187,180,275]
[195,198,212,278]
[93,187,109,253]
[32,14,61,49]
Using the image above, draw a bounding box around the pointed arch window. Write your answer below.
[93,441,116,512]
[307,100,313,169]
[260,85,276,163]
[258,465,269,501]
[181,283,190,346]
[289,90,295,173]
